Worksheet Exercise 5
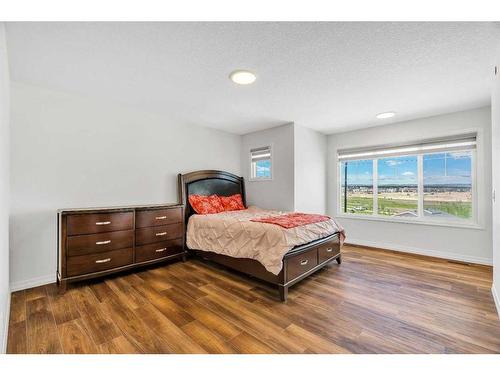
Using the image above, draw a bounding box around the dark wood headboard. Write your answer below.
[177,170,246,224]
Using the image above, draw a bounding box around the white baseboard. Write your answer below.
[345,238,493,266]
[492,283,500,319]
[10,274,56,293]
[1,292,11,354]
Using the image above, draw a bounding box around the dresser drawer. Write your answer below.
[135,223,183,246]
[135,239,183,263]
[136,207,182,228]
[286,248,318,282]
[66,230,134,256]
[66,248,133,277]
[67,212,134,235]
[318,239,340,264]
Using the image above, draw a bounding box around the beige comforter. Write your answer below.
[186,206,343,275]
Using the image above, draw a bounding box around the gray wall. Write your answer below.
[294,124,327,214]
[241,123,295,211]
[492,54,500,314]
[9,82,241,290]
[0,23,10,353]
[327,107,493,264]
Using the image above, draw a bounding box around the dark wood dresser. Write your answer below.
[57,203,185,290]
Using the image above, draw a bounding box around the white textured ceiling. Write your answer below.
[5,22,500,134]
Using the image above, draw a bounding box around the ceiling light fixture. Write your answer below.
[229,70,256,85]
[376,112,396,119]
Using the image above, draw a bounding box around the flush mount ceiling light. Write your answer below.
[376,112,396,119]
[229,70,256,85]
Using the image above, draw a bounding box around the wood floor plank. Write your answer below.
[46,283,80,325]
[8,246,500,354]
[161,287,242,341]
[197,287,307,353]
[133,300,207,353]
[283,324,351,354]
[100,294,172,353]
[98,335,142,354]
[181,320,237,354]
[9,290,26,324]
[26,296,63,354]
[57,319,98,354]
[25,286,48,302]
[7,321,27,354]
[132,282,195,327]
[70,286,121,346]
[229,332,275,354]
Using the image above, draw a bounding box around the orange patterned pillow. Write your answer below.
[219,194,246,211]
[188,194,224,214]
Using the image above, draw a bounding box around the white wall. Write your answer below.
[0,23,10,353]
[241,123,295,211]
[327,107,493,264]
[492,57,500,314]
[294,124,327,214]
[9,82,241,290]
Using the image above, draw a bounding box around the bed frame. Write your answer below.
[177,170,342,301]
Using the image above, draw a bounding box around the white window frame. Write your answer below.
[249,144,273,181]
[336,139,479,229]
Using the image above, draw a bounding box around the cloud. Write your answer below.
[402,171,414,176]
[385,160,401,167]
[448,151,471,159]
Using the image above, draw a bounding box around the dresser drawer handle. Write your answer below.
[96,240,111,245]
[96,221,111,225]
[155,216,167,220]
[155,232,167,236]
[300,259,309,266]
[155,248,167,253]
[326,247,333,253]
[95,258,111,264]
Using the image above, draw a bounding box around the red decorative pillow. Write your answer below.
[188,194,224,214]
[219,194,246,212]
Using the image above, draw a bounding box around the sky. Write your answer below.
[256,159,271,178]
[342,152,472,186]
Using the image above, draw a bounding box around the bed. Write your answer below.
[177,170,343,301]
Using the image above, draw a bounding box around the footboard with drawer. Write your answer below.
[281,233,341,300]
[57,203,185,291]
[192,232,341,301]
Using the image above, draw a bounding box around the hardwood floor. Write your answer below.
[7,245,500,354]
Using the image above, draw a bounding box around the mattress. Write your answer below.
[186,206,344,275]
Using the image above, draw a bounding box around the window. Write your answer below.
[423,151,472,220]
[378,155,418,217]
[250,145,272,180]
[338,134,476,224]
[340,159,373,214]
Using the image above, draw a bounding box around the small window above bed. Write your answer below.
[250,145,272,181]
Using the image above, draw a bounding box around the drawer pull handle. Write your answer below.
[95,258,111,264]
[96,221,111,225]
[156,232,167,236]
[156,216,167,220]
[326,247,333,253]
[96,240,111,245]
[300,259,309,266]
[155,248,167,253]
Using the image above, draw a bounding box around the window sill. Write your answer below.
[335,213,483,230]
[249,178,273,182]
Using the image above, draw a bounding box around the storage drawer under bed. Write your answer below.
[286,247,318,282]
[285,236,340,282]
[318,238,340,264]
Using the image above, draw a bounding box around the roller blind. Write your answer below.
[337,133,477,161]
[250,146,271,161]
